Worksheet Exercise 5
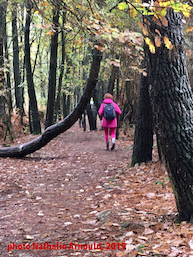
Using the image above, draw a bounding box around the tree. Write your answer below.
[0,47,103,157]
[131,68,153,166]
[45,2,60,128]
[12,3,25,124]
[145,8,193,222]
[54,11,66,123]
[25,0,41,134]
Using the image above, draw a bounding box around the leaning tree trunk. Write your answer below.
[131,64,153,166]
[0,47,103,157]
[147,9,193,222]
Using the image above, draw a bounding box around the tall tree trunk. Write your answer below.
[86,103,96,130]
[93,82,101,111]
[54,11,66,123]
[131,69,153,166]
[147,9,193,222]
[3,2,12,115]
[107,64,118,95]
[0,47,103,157]
[0,2,6,116]
[45,4,59,128]
[12,3,24,124]
[25,0,41,134]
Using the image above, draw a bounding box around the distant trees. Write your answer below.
[0,0,144,140]
[0,47,103,157]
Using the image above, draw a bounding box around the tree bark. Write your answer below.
[131,70,153,166]
[147,9,193,222]
[107,64,117,95]
[4,3,12,113]
[0,2,6,116]
[25,0,41,134]
[12,3,24,123]
[86,103,96,130]
[45,4,59,128]
[0,47,103,157]
[54,11,66,123]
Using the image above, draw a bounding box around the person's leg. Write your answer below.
[104,127,109,150]
[110,128,116,150]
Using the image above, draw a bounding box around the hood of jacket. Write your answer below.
[103,98,113,104]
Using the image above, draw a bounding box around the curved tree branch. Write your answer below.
[0,47,103,157]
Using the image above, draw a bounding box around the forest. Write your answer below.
[1,0,193,256]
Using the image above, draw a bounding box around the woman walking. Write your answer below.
[98,93,122,150]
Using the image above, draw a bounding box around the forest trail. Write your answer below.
[0,121,192,256]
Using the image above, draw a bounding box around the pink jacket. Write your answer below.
[98,98,122,128]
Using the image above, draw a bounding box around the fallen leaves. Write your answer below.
[1,123,193,256]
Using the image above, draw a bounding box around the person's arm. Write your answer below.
[98,103,104,117]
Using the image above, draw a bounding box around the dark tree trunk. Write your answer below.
[82,45,95,128]
[93,83,101,111]
[147,9,193,222]
[86,103,96,130]
[4,4,12,113]
[54,11,66,122]
[107,65,118,95]
[0,47,103,157]
[39,53,46,98]
[131,71,153,166]
[12,3,24,123]
[45,4,59,128]
[0,2,6,115]
[25,0,41,134]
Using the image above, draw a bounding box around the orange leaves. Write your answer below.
[153,15,168,27]
[137,22,148,36]
[155,36,162,47]
[40,2,49,7]
[144,34,173,53]
[94,45,105,52]
[45,30,55,36]
[185,26,193,33]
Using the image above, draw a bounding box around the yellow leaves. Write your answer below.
[130,7,138,18]
[181,3,192,18]
[145,35,173,53]
[145,37,155,54]
[159,1,171,8]
[45,30,55,36]
[118,2,127,10]
[163,36,173,50]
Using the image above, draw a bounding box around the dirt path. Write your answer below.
[0,122,191,257]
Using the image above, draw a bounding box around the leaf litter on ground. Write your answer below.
[0,121,192,256]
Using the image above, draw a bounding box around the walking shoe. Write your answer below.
[106,142,109,150]
[111,143,115,151]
